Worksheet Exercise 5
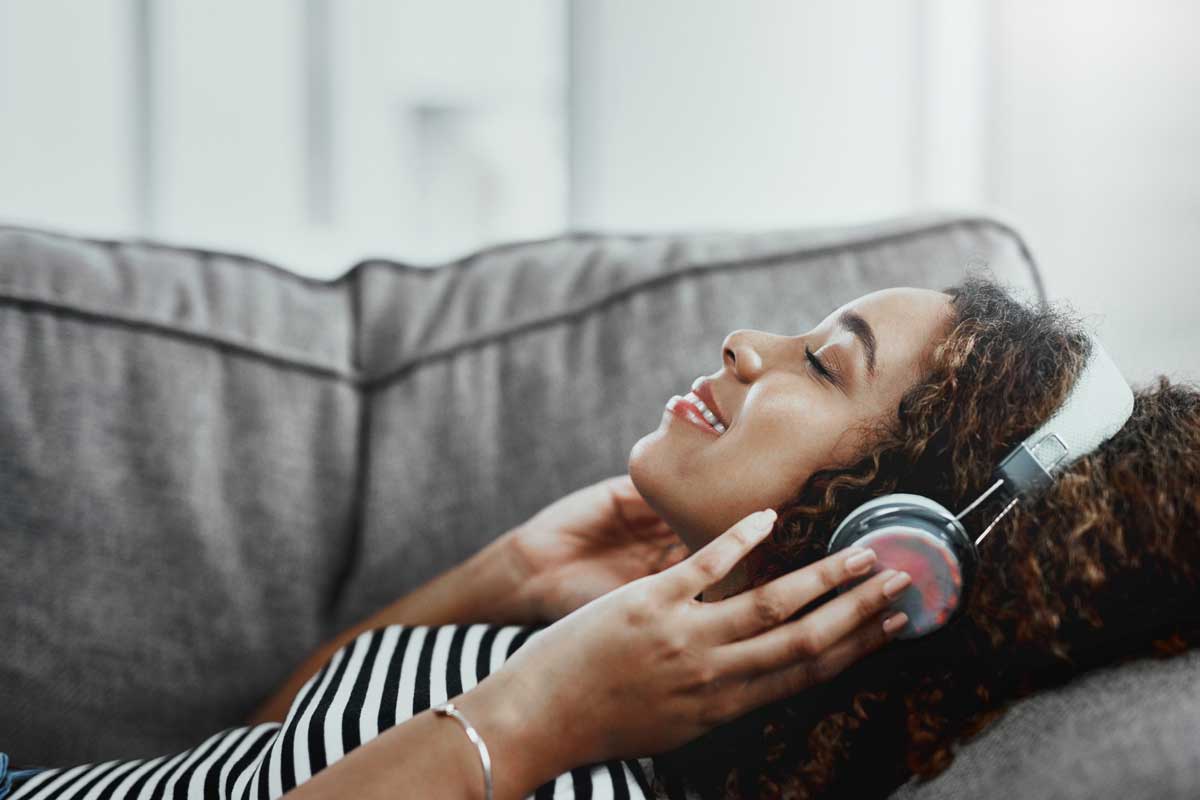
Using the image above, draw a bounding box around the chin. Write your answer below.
[629,436,708,552]
[629,433,678,519]
[627,433,662,509]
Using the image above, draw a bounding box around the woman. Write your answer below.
[5,276,1196,799]
[638,276,1200,798]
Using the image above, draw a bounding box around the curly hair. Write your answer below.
[652,274,1200,798]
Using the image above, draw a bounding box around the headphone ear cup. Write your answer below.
[828,494,978,639]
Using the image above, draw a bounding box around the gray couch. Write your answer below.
[2,214,1196,798]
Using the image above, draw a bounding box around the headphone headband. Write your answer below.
[995,333,1135,498]
[827,331,1136,640]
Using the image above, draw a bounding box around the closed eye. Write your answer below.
[805,344,835,383]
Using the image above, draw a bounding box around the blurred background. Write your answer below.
[0,0,1195,383]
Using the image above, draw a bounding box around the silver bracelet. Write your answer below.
[432,701,494,800]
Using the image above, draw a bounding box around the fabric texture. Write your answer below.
[0,228,360,764]
[6,623,652,800]
[3,213,1195,799]
[889,648,1200,800]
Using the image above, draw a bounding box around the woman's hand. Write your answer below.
[501,474,689,621]
[459,507,911,785]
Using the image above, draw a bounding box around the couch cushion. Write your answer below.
[890,649,1200,800]
[0,227,360,764]
[336,214,1043,630]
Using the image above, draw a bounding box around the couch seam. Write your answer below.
[0,222,696,287]
[350,216,1038,281]
[0,216,1041,388]
[0,292,357,382]
[324,262,372,623]
[0,214,1032,286]
[362,217,1044,390]
[0,223,356,288]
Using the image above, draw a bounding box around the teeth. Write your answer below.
[685,391,726,433]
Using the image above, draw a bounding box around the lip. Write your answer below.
[666,395,722,436]
[691,379,729,428]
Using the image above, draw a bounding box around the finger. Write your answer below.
[708,567,911,677]
[705,545,881,643]
[733,608,905,713]
[657,509,777,600]
[650,542,690,573]
[637,520,679,541]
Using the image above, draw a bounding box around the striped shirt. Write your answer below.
[5,624,670,800]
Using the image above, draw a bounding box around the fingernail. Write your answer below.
[844,547,876,575]
[883,570,912,599]
[750,509,777,531]
[883,612,909,635]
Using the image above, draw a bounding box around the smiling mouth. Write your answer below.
[665,394,726,436]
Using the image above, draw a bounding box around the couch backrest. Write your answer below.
[0,214,1042,765]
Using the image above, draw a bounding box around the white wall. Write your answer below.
[0,0,138,233]
[568,0,921,230]
[332,0,567,268]
[0,0,567,277]
[990,1,1200,384]
[567,0,1198,385]
[152,2,307,250]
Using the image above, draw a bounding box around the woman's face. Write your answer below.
[628,287,954,553]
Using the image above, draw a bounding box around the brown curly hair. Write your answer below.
[652,274,1200,798]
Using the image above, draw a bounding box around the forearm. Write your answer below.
[284,675,567,800]
[249,533,532,725]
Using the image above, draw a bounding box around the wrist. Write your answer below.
[453,672,577,799]
[478,528,542,623]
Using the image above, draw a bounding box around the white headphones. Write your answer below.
[826,334,1135,639]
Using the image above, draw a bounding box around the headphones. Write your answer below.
[826,333,1136,640]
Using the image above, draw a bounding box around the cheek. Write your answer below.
[717,402,844,501]
[767,397,861,466]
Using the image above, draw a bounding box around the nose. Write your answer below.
[721,329,766,381]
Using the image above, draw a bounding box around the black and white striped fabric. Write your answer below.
[7,624,661,800]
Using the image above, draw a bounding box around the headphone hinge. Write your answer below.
[994,435,1066,499]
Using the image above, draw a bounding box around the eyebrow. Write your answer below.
[838,310,877,377]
